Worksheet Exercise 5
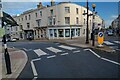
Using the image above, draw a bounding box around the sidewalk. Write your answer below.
[1,48,28,80]
[52,37,115,53]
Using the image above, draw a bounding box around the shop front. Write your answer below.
[48,27,81,39]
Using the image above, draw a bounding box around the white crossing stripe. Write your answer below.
[114,41,120,44]
[59,45,76,50]
[104,41,114,45]
[73,50,80,53]
[47,55,56,58]
[34,49,47,57]
[61,53,68,56]
[47,47,62,53]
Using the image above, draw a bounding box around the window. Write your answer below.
[76,17,79,24]
[65,17,70,25]
[25,16,27,20]
[19,18,20,21]
[29,14,31,20]
[53,18,55,25]
[58,29,64,37]
[49,29,53,37]
[22,18,23,21]
[65,7,70,13]
[16,27,18,31]
[50,9,53,15]
[65,29,70,37]
[84,19,85,24]
[35,13,37,17]
[27,23,30,29]
[76,8,79,14]
[20,25,23,30]
[40,11,42,16]
[49,18,52,25]
[36,19,41,27]
[54,29,57,37]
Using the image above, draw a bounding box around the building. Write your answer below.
[12,1,104,40]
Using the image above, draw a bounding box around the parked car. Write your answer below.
[107,31,113,36]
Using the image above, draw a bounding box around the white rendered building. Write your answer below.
[12,2,104,40]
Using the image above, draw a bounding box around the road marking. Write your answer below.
[47,55,56,59]
[116,49,120,51]
[34,49,47,57]
[47,47,62,53]
[23,48,28,51]
[32,58,41,62]
[31,61,38,76]
[104,41,114,45]
[61,53,68,56]
[59,45,76,50]
[84,49,101,58]
[73,50,80,53]
[114,41,120,44]
[84,48,120,66]
[32,77,38,80]
[101,57,120,66]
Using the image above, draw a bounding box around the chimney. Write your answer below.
[51,0,55,6]
[37,2,43,9]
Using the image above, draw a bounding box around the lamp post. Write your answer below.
[86,0,89,44]
[92,4,96,46]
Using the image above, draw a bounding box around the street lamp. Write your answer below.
[86,0,89,44]
[92,4,96,46]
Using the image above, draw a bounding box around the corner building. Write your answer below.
[13,2,103,40]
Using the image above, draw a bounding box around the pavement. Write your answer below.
[1,47,28,80]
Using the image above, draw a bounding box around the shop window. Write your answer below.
[78,28,80,36]
[58,29,64,37]
[71,29,75,37]
[65,29,70,37]
[54,29,57,37]
[49,29,53,37]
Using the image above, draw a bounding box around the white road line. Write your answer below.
[84,48,120,66]
[32,77,38,80]
[32,58,41,62]
[47,47,62,53]
[73,50,80,53]
[59,45,76,50]
[101,57,120,66]
[114,41,120,44]
[31,61,38,76]
[47,55,56,59]
[34,49,47,57]
[61,53,68,56]
[23,48,28,51]
[116,49,120,51]
[84,49,101,58]
[104,41,114,45]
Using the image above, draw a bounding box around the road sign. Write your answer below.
[98,32,104,45]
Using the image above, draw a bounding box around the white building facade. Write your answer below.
[12,2,104,40]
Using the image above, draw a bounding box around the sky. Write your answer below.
[2,1,119,28]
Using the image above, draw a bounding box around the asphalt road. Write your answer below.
[7,41,120,79]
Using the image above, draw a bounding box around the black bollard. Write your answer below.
[3,35,12,74]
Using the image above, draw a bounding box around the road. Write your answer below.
[104,34,120,51]
[7,41,120,79]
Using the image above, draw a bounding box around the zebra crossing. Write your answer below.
[33,45,80,57]
[103,40,120,50]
